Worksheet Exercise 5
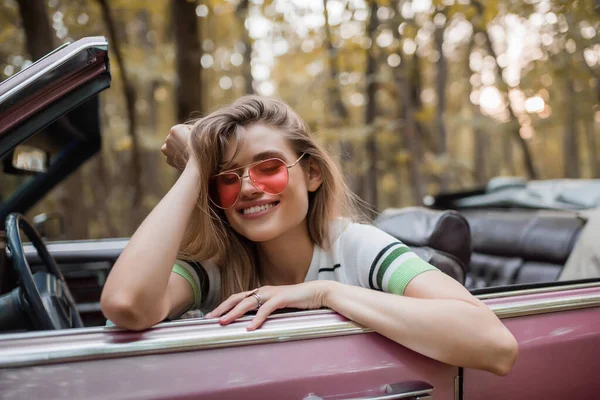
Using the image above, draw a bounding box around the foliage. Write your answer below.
[0,0,598,239]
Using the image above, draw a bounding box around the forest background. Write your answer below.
[1,0,599,239]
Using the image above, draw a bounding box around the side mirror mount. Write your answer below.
[33,213,64,240]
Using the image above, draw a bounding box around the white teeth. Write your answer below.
[242,202,276,215]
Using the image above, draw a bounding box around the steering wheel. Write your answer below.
[4,213,83,330]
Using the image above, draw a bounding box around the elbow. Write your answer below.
[488,328,519,376]
[100,291,159,331]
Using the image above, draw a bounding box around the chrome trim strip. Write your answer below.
[0,314,370,368]
[476,281,600,300]
[0,38,108,104]
[491,293,600,318]
[0,308,335,342]
[2,294,600,368]
[23,238,129,256]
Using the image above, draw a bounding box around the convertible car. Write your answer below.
[1,37,599,400]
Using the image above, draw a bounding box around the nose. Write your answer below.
[239,174,261,199]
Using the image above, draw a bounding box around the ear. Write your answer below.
[306,157,323,192]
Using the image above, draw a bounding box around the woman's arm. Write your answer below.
[209,272,516,375]
[101,130,200,330]
[324,271,518,376]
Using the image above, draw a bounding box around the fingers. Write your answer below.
[219,296,259,325]
[247,297,282,331]
[205,291,251,320]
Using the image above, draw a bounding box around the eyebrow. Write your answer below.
[222,150,289,171]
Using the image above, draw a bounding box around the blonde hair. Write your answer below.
[179,95,366,301]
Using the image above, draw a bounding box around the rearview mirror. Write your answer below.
[11,145,49,173]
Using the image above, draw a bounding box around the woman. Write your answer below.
[101,95,517,376]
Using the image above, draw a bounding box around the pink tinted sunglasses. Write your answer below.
[209,153,306,209]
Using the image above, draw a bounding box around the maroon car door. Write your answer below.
[0,310,457,399]
[469,283,600,399]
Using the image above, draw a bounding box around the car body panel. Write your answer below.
[465,285,600,399]
[2,283,600,398]
[0,311,457,400]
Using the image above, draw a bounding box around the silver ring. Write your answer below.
[250,292,262,309]
[245,288,262,309]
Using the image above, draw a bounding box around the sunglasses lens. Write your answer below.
[249,159,289,194]
[210,173,240,208]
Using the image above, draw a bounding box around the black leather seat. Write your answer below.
[375,207,471,284]
[462,210,585,288]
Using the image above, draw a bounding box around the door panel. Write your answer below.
[467,286,600,399]
[24,239,125,326]
[0,312,457,399]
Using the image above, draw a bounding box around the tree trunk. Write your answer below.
[91,152,119,238]
[398,76,425,204]
[323,0,362,202]
[236,0,254,95]
[392,0,424,205]
[322,0,349,123]
[363,0,378,213]
[585,119,599,178]
[97,0,144,227]
[434,22,449,190]
[410,50,425,163]
[466,37,487,184]
[15,0,55,59]
[563,77,580,178]
[172,0,203,120]
[472,1,537,179]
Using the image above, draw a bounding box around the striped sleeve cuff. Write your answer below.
[387,257,437,295]
[369,242,438,295]
[173,261,202,309]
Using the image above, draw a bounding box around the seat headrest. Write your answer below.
[463,210,585,264]
[375,207,472,271]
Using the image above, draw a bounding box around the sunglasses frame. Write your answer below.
[209,152,307,209]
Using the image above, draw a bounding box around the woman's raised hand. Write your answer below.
[161,124,193,171]
[204,281,332,331]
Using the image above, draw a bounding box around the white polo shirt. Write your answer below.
[173,219,438,314]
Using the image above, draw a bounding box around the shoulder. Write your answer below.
[330,219,399,249]
[323,219,404,280]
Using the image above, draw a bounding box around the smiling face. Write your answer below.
[217,123,322,242]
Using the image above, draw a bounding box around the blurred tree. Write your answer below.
[323,0,363,201]
[434,8,449,191]
[323,0,350,124]
[172,0,203,121]
[96,0,144,223]
[363,0,379,211]
[563,76,580,178]
[236,0,253,95]
[391,0,424,204]
[1,0,598,239]
[472,0,538,179]
[15,0,55,59]
[466,35,488,185]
